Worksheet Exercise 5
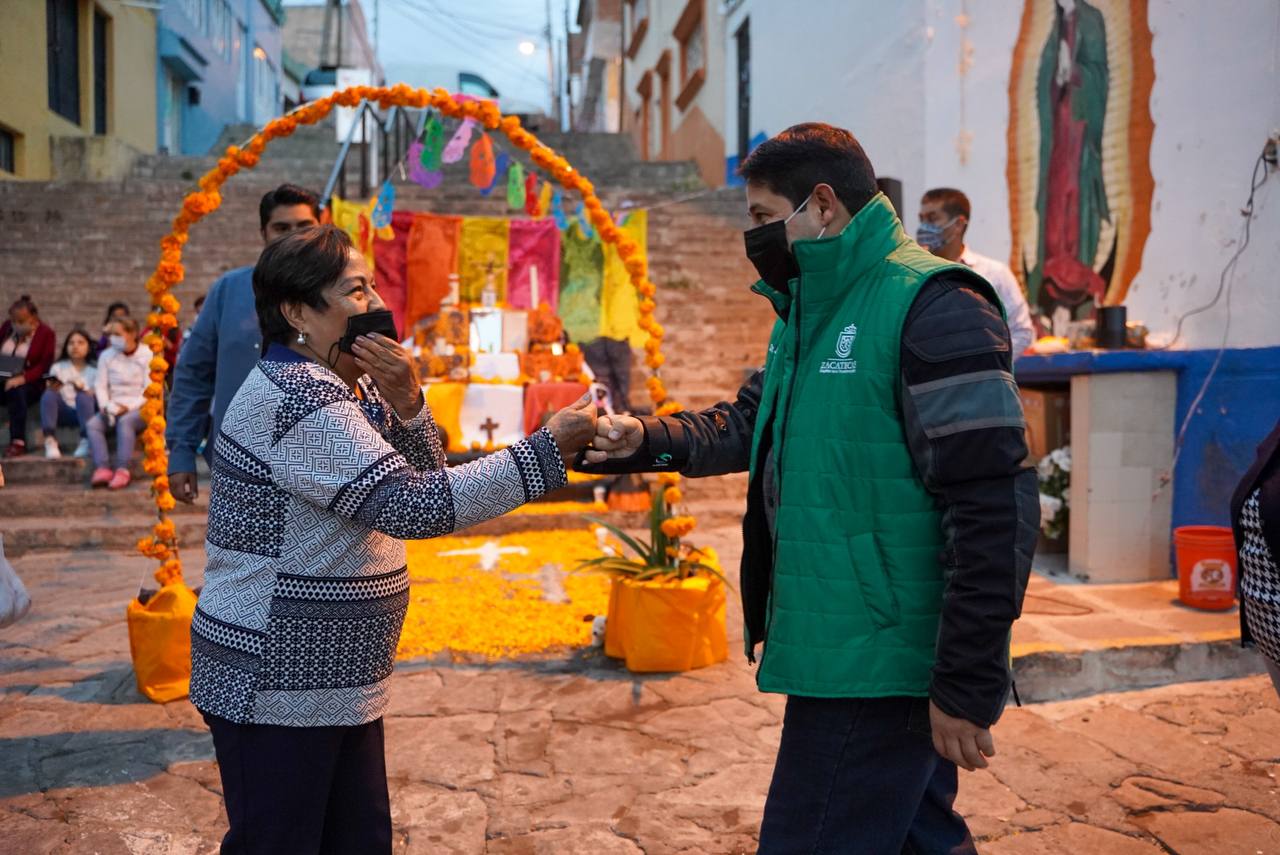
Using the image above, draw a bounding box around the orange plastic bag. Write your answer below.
[604,576,728,673]
[126,582,197,703]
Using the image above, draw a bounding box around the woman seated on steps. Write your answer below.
[40,329,98,459]
[88,316,150,489]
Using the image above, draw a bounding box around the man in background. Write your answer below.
[167,184,320,503]
[917,187,1036,359]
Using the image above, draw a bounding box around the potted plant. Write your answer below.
[577,474,729,672]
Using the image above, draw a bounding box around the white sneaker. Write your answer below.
[43,436,62,459]
[73,438,90,458]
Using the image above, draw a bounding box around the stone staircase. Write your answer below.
[0,127,766,546]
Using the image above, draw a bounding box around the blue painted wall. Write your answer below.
[724,131,767,187]
[1017,346,1280,572]
[157,0,284,155]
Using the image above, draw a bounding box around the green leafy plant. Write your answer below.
[576,484,729,585]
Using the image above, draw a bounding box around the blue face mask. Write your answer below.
[916,217,958,251]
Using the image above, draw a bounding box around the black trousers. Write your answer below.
[3,383,41,445]
[758,695,976,855]
[203,712,392,855]
[582,337,634,413]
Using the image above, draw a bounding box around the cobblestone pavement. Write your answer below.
[1,543,1278,854]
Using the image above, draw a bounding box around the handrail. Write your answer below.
[319,100,431,208]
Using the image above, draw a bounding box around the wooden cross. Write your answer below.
[479,417,500,443]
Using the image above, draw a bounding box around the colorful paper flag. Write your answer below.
[524,172,540,217]
[443,118,476,164]
[372,179,395,229]
[470,132,496,188]
[481,151,510,197]
[507,161,527,210]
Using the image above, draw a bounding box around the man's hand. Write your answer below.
[581,414,644,465]
[171,471,199,504]
[352,333,423,421]
[929,700,995,771]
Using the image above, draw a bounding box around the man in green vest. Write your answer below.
[581,123,1038,853]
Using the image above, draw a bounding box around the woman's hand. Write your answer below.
[352,333,423,421]
[546,394,598,463]
[4,376,24,391]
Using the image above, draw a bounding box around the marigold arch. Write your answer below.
[137,84,682,585]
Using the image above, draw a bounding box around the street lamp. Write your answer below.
[518,40,536,56]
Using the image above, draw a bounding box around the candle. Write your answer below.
[529,265,540,309]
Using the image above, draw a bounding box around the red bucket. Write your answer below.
[1173,526,1237,611]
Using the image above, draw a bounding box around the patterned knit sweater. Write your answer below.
[190,345,567,726]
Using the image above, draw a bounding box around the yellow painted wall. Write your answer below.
[0,0,156,179]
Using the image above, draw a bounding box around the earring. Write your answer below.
[296,330,307,345]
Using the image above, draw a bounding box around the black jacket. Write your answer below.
[585,273,1039,728]
[1230,418,1280,648]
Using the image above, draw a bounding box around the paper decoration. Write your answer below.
[537,181,553,219]
[482,152,509,197]
[508,218,561,311]
[373,209,414,336]
[372,179,395,229]
[550,188,568,230]
[559,221,604,344]
[420,114,445,171]
[443,118,476,164]
[407,141,443,189]
[524,172,540,217]
[330,194,393,273]
[470,132,496,188]
[457,217,510,303]
[601,208,647,346]
[501,309,529,353]
[405,213,462,332]
[506,161,526,210]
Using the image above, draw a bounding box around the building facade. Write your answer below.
[0,0,158,180]
[282,0,381,82]
[620,0,726,187]
[157,0,286,156]
[573,0,624,133]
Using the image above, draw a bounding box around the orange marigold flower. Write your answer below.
[644,353,665,369]
[658,472,682,487]
[656,401,683,417]
[664,487,683,505]
[159,294,180,314]
[156,261,184,285]
[156,492,177,512]
[154,475,170,494]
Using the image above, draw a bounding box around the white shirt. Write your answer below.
[49,359,97,408]
[95,345,152,413]
[959,246,1036,360]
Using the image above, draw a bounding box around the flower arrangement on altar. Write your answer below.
[1038,445,1071,543]
[135,83,682,586]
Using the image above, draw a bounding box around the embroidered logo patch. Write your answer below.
[820,323,858,374]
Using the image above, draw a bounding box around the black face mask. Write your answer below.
[744,218,798,295]
[337,309,399,353]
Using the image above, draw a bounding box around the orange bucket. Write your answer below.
[1173,526,1237,611]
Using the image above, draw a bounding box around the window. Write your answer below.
[625,0,649,59]
[93,10,108,135]
[235,23,249,120]
[635,70,652,160]
[47,0,81,124]
[0,129,16,174]
[180,0,208,35]
[252,46,279,124]
[210,0,232,61]
[674,0,706,111]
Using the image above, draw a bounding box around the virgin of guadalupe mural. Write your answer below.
[1007,0,1155,329]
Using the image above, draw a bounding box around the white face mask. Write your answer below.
[108,334,127,351]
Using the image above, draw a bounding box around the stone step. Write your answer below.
[0,455,152,486]
[1,513,209,558]
[0,482,208,519]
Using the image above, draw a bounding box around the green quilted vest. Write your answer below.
[748,194,987,698]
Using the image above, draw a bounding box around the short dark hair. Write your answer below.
[59,328,97,364]
[921,187,971,221]
[738,123,878,215]
[253,225,351,346]
[259,183,321,231]
[9,294,38,318]
[103,301,129,324]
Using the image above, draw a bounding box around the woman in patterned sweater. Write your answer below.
[1232,417,1280,699]
[191,226,595,854]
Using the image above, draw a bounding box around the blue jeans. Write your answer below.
[87,409,144,470]
[758,695,976,855]
[40,388,95,436]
